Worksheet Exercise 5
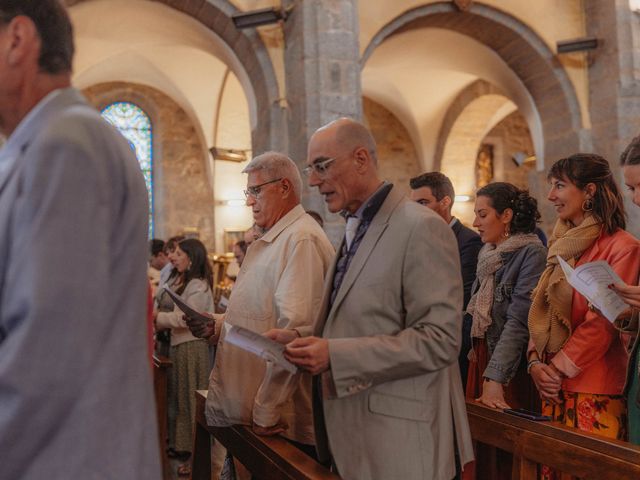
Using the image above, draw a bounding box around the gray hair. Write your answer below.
[242,151,303,199]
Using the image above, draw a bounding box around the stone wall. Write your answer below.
[485,111,536,191]
[363,97,421,195]
[83,82,216,250]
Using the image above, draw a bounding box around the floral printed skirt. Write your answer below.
[540,392,627,479]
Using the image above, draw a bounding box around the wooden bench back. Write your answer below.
[192,390,340,480]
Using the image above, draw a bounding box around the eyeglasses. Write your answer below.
[302,157,336,177]
[243,177,283,199]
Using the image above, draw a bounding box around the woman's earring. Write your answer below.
[582,198,594,212]
[503,224,511,238]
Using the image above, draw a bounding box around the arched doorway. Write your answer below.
[361,1,585,229]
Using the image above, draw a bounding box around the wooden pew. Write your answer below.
[191,390,340,480]
[153,353,172,480]
[467,400,640,479]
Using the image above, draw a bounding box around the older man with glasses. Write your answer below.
[185,151,334,473]
[269,119,473,480]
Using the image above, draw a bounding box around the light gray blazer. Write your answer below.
[314,186,474,480]
[0,89,161,479]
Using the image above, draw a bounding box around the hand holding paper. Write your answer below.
[557,256,628,322]
[223,323,298,374]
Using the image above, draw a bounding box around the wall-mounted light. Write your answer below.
[556,37,599,54]
[455,195,473,203]
[511,152,536,167]
[232,7,287,29]
[210,147,248,163]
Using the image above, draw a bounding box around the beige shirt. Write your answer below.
[205,205,334,444]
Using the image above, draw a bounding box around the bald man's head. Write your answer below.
[306,117,383,214]
[315,118,378,165]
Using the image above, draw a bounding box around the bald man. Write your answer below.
[270,119,473,479]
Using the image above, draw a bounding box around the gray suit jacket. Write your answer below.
[314,186,473,480]
[0,89,161,479]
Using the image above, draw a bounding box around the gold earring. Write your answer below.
[503,224,511,238]
[582,198,593,212]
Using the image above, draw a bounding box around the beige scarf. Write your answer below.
[467,233,542,338]
[528,215,602,355]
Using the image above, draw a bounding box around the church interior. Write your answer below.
[65,0,640,251]
[57,0,640,478]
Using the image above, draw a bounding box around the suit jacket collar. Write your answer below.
[451,217,462,235]
[318,185,406,334]
[0,88,87,196]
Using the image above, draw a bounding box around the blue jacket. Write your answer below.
[467,242,547,384]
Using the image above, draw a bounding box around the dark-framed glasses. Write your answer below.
[243,177,283,199]
[302,157,336,177]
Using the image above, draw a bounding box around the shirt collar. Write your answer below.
[257,204,306,244]
[341,181,393,222]
[0,88,66,163]
[449,217,458,228]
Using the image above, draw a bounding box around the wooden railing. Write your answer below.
[466,400,640,479]
[153,354,172,480]
[188,391,640,480]
[191,390,340,480]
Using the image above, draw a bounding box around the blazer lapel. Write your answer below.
[323,186,405,329]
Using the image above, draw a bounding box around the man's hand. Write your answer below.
[264,328,300,345]
[252,421,288,436]
[530,363,562,404]
[284,336,330,375]
[183,312,217,342]
[611,282,640,309]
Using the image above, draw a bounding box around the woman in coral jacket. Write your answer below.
[527,153,640,453]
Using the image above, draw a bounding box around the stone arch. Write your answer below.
[83,81,217,249]
[361,1,586,169]
[66,0,283,153]
[434,79,515,172]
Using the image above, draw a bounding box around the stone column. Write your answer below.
[283,0,362,244]
[586,0,640,236]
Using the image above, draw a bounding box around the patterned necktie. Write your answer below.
[345,215,360,250]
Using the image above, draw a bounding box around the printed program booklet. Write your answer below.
[557,256,628,322]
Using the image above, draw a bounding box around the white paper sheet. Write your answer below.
[223,323,298,374]
[557,256,628,322]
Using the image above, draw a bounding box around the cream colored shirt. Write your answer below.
[205,205,334,444]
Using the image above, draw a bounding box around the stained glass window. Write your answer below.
[101,102,153,237]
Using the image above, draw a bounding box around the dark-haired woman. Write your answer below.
[155,239,214,474]
[466,182,547,410]
[527,154,640,455]
[611,139,640,444]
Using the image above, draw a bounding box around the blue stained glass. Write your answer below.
[101,102,153,238]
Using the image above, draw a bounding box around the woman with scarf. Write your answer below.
[611,138,640,444]
[527,154,640,450]
[466,182,546,410]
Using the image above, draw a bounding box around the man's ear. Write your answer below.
[353,146,371,173]
[4,16,39,67]
[441,196,452,209]
[281,178,292,196]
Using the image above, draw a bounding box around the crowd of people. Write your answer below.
[147,118,640,480]
[2,2,640,479]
